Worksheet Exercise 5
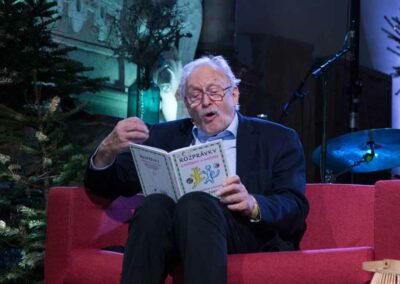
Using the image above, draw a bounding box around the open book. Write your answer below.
[129,139,229,202]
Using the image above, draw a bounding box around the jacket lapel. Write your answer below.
[175,118,194,147]
[173,115,259,181]
[236,114,258,182]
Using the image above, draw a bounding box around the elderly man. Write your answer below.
[84,55,309,284]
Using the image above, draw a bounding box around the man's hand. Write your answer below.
[217,175,256,217]
[93,117,149,167]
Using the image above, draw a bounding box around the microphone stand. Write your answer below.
[279,67,312,123]
[311,45,350,183]
[348,0,361,183]
[311,47,349,77]
[279,44,350,123]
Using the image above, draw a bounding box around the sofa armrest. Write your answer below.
[374,180,400,260]
[45,186,143,284]
[301,183,375,250]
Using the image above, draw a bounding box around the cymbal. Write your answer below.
[312,128,400,173]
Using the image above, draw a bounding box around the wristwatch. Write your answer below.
[249,195,261,222]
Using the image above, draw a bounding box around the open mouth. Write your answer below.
[203,111,217,121]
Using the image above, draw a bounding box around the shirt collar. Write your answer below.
[192,112,238,143]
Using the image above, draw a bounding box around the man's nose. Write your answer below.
[201,92,212,106]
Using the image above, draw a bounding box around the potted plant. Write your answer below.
[110,0,191,123]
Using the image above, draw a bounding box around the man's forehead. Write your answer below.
[187,65,228,87]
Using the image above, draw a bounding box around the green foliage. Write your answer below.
[110,0,191,67]
[0,0,106,110]
[0,86,89,283]
[0,0,104,282]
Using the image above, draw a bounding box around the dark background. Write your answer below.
[194,0,393,183]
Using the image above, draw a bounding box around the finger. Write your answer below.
[219,192,246,204]
[121,117,149,133]
[123,131,149,143]
[217,183,241,197]
[125,124,149,135]
[227,201,248,212]
[114,119,148,139]
[102,130,148,154]
[108,135,148,154]
[223,175,241,186]
[113,121,149,142]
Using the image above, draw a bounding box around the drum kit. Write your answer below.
[312,128,400,182]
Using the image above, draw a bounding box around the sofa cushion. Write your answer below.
[225,247,374,284]
[65,247,373,284]
[65,249,123,284]
[64,249,174,284]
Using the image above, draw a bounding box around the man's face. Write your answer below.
[184,65,239,136]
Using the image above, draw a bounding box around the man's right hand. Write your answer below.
[93,117,150,168]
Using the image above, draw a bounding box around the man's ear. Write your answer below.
[232,86,240,104]
[183,96,190,109]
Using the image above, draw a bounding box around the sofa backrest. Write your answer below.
[47,184,378,253]
[300,183,375,250]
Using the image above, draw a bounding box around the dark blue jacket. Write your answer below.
[84,113,309,251]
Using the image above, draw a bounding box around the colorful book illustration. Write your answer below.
[129,139,229,202]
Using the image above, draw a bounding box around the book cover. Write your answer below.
[171,140,229,197]
[129,140,229,201]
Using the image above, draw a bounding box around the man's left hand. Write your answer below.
[217,175,255,217]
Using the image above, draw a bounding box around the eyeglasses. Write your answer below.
[185,85,232,105]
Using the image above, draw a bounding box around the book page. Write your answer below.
[171,140,229,197]
[129,144,178,201]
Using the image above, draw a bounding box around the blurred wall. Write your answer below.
[234,0,399,181]
[235,0,399,125]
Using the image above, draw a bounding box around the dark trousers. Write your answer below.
[120,192,261,284]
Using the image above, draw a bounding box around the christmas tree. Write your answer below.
[0,0,105,110]
[383,13,400,95]
[0,83,88,282]
[0,0,105,282]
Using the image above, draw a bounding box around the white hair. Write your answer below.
[177,55,241,99]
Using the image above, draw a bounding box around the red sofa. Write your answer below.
[45,180,400,283]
